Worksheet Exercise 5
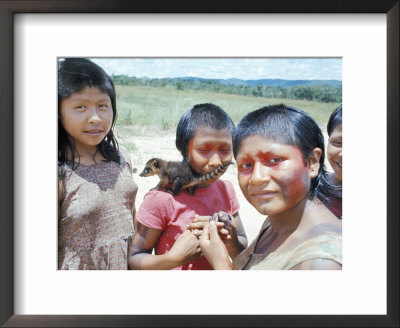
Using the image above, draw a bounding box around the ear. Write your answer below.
[152,160,159,168]
[308,147,322,179]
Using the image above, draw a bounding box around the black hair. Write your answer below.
[233,104,341,202]
[58,58,120,180]
[327,104,342,136]
[175,103,235,160]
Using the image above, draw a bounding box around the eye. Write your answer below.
[268,158,282,164]
[219,149,232,155]
[238,163,252,172]
[74,105,86,111]
[98,104,110,109]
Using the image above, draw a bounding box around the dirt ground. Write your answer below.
[121,129,333,244]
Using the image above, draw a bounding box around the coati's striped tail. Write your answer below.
[184,161,233,188]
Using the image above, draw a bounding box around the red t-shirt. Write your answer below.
[136,179,240,270]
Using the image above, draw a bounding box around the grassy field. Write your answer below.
[114,85,341,137]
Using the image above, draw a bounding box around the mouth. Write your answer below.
[84,130,103,136]
[250,190,278,199]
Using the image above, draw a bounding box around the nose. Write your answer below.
[249,161,270,186]
[208,153,222,168]
[88,107,102,125]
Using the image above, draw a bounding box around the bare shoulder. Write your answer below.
[291,258,342,270]
[306,202,342,236]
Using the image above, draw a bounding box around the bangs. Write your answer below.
[233,105,301,157]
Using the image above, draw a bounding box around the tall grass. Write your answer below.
[115,85,340,135]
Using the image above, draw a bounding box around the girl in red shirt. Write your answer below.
[128,103,248,270]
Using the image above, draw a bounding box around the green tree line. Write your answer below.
[111,75,342,103]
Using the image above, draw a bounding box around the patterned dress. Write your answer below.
[233,218,342,270]
[58,149,137,270]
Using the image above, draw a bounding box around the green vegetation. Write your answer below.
[114,85,340,136]
[112,75,342,103]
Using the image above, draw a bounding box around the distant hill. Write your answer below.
[173,77,342,88]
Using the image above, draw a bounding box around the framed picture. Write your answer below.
[1,1,398,327]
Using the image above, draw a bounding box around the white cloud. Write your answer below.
[90,58,342,80]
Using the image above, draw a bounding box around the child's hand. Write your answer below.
[187,215,212,237]
[187,214,230,240]
[199,222,232,270]
[168,230,201,265]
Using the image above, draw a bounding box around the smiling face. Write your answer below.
[187,127,233,178]
[60,86,113,156]
[327,124,342,184]
[236,135,319,217]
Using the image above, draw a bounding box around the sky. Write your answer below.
[89,58,342,81]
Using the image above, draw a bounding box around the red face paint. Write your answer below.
[187,127,233,176]
[236,135,311,217]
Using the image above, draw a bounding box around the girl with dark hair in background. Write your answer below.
[325,105,342,218]
[199,104,342,270]
[128,103,248,270]
[58,58,138,270]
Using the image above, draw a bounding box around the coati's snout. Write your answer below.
[139,168,151,177]
[139,166,156,177]
[139,158,161,177]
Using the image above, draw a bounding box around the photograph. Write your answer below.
[1,0,398,326]
[57,57,343,271]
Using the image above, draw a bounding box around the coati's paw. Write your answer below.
[209,211,232,231]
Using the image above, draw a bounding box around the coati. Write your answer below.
[139,158,233,196]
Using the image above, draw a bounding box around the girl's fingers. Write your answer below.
[192,229,201,237]
[188,221,224,230]
[218,228,229,235]
[192,215,210,223]
[209,221,220,239]
[200,224,210,241]
[188,222,207,229]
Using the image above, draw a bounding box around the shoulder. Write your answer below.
[119,145,133,168]
[137,190,183,228]
[291,258,342,270]
[287,232,342,269]
[140,189,178,208]
[216,179,236,194]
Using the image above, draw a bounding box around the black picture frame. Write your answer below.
[0,1,398,327]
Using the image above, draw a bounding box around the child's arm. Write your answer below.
[128,222,201,270]
[226,212,248,259]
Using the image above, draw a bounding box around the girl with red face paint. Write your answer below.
[128,103,248,270]
[199,104,342,270]
[58,58,138,270]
